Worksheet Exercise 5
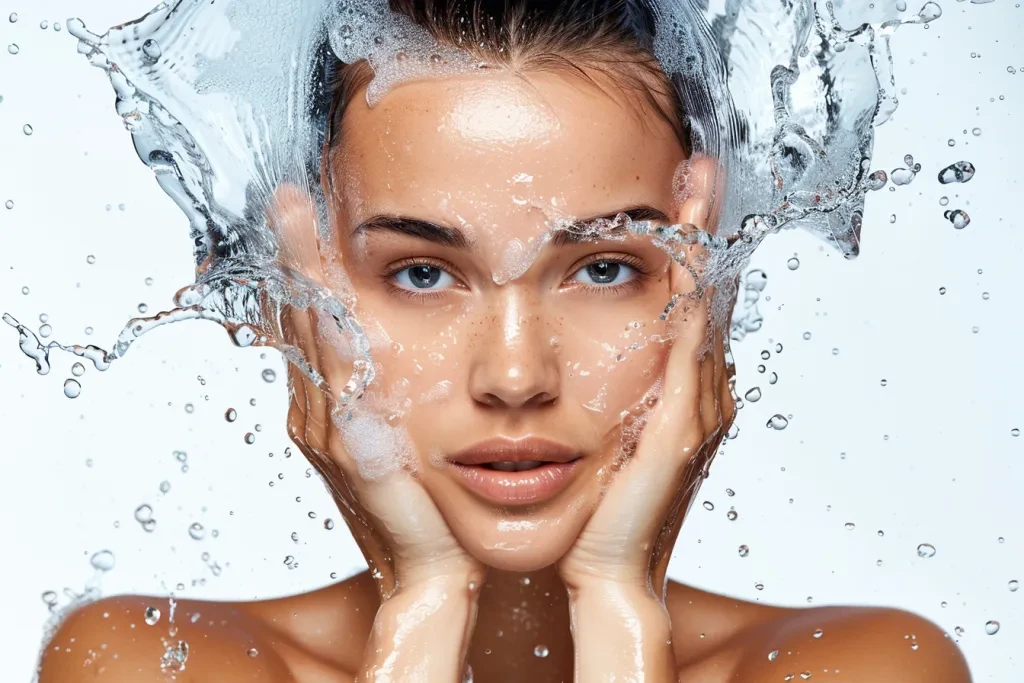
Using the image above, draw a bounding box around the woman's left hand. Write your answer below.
[556,254,736,596]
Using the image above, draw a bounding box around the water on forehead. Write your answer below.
[335,71,686,279]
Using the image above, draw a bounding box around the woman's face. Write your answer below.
[322,68,697,571]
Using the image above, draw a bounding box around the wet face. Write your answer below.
[323,68,692,571]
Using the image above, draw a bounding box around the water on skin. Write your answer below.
[5,0,948,664]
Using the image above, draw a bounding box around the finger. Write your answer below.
[269,184,324,281]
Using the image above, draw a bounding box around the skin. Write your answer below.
[38,66,972,683]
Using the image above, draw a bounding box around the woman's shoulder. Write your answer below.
[667,581,972,682]
[36,575,377,683]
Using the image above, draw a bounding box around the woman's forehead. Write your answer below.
[331,70,686,227]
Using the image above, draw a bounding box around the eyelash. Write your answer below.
[383,253,651,301]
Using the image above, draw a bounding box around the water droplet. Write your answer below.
[938,161,976,184]
[845,522,855,530]
[22,124,32,135]
[247,647,259,658]
[225,408,237,422]
[939,287,947,295]
[787,257,800,270]
[135,504,154,523]
[948,138,956,147]
[244,432,256,444]
[21,286,29,295]
[90,550,116,571]
[738,545,750,557]
[955,625,965,637]
[159,480,171,493]
[727,510,738,521]
[802,331,812,340]
[142,39,162,62]
[8,12,17,22]
[1009,580,1019,592]
[184,403,194,414]
[39,20,48,29]
[985,620,1000,635]
[86,254,96,264]
[8,44,20,55]
[917,543,937,558]
[767,415,789,430]
[63,379,81,399]
[944,209,971,229]
[769,372,778,385]
[1012,428,1020,437]
[972,127,982,136]
[324,518,335,530]
[533,644,549,658]
[144,606,161,626]
[188,523,205,540]
[261,368,277,383]
[39,324,52,338]
[761,350,771,360]
[138,303,149,314]
[703,500,715,511]
[70,362,85,377]
[939,196,949,206]
[813,628,824,638]
[145,277,154,286]
[744,387,762,403]
[4,200,12,209]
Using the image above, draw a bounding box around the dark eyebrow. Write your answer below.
[353,215,471,249]
[353,205,670,250]
[549,206,671,247]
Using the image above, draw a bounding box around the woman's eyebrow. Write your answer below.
[353,215,471,249]
[549,205,670,247]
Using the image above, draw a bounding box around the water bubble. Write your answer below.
[63,379,82,399]
[184,403,194,414]
[948,139,956,147]
[144,606,161,626]
[939,196,949,206]
[22,124,33,135]
[1009,580,1019,592]
[90,550,116,571]
[8,44,20,55]
[188,523,205,540]
[39,324,52,338]
[41,590,58,609]
[533,644,549,658]
[247,648,259,658]
[938,161,976,184]
[768,650,779,661]
[955,626,965,637]
[21,286,29,295]
[727,510,738,521]
[944,210,971,229]
[726,488,735,496]
[813,628,824,638]
[142,39,162,62]
[738,545,750,557]
[972,128,982,136]
[225,408,237,422]
[775,343,783,353]
[890,164,920,185]
[135,504,154,523]
[761,350,771,360]
[70,362,85,377]
[4,200,12,209]
[845,522,855,530]
[917,543,937,558]
[145,277,154,286]
[86,255,96,264]
[261,368,277,383]
[985,620,1000,635]
[767,415,789,430]
[769,372,778,385]
[53,21,62,32]
[787,257,800,270]
[159,480,171,493]
[244,432,256,444]
[138,303,149,314]
[703,501,715,511]
[802,331,812,340]
[40,20,48,29]
[1012,428,1020,437]
[324,518,335,530]
[939,287,947,295]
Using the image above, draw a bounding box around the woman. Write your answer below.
[39,1,971,681]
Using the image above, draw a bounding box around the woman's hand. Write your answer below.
[268,185,484,679]
[556,253,736,594]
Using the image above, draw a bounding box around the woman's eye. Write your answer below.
[393,264,457,291]
[572,260,636,287]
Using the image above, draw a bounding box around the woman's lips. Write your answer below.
[446,436,584,506]
[449,459,581,506]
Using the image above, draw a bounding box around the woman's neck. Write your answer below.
[466,566,575,682]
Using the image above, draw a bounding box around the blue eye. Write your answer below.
[393,264,457,291]
[572,260,636,287]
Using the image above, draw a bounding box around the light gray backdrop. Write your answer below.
[2,1,1021,680]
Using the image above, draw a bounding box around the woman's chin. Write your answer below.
[451,515,586,574]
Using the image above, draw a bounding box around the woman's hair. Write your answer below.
[324,0,689,154]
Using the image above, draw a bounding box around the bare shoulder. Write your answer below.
[729,605,971,682]
[38,594,301,683]
[666,583,970,682]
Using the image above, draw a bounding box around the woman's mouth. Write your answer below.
[447,437,584,506]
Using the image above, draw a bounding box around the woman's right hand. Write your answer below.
[267,185,485,597]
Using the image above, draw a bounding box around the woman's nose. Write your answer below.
[468,290,560,409]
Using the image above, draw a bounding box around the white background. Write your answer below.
[2,1,1022,680]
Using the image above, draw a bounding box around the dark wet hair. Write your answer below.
[323,0,689,154]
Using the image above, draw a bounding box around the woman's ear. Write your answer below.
[672,154,721,234]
